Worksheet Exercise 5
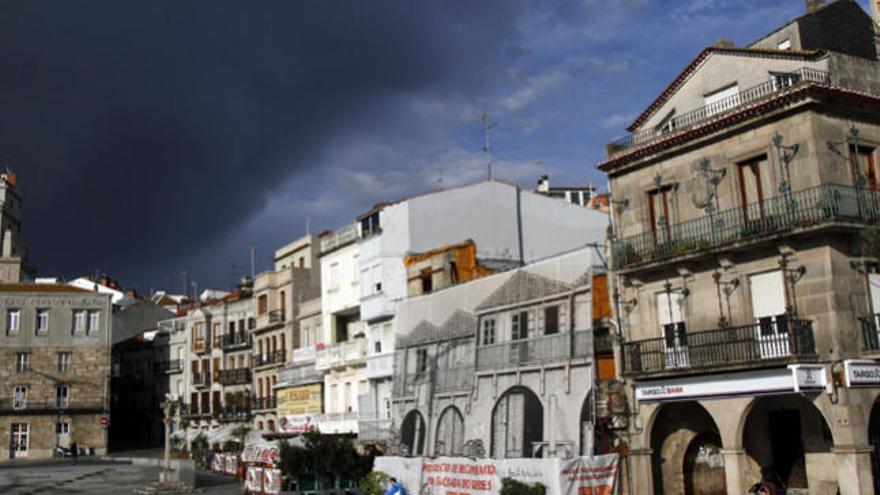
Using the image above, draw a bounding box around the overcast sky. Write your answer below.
[3,0,871,293]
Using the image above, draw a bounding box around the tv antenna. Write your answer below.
[481,112,497,180]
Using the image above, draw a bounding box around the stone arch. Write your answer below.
[435,405,465,456]
[649,401,725,495]
[401,409,426,456]
[580,391,594,455]
[491,385,543,458]
[741,394,835,493]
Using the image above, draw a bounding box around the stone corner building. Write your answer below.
[600,1,880,493]
[0,283,112,459]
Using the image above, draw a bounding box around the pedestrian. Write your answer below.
[384,477,405,495]
[71,441,78,458]
[748,467,786,495]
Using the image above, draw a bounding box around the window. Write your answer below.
[13,385,27,409]
[737,156,770,216]
[258,295,268,315]
[35,309,48,335]
[420,269,433,294]
[416,348,428,373]
[87,311,100,334]
[647,187,673,243]
[481,318,496,345]
[57,353,71,373]
[778,38,791,50]
[372,265,382,293]
[361,212,381,238]
[374,341,382,354]
[770,71,800,91]
[299,257,305,268]
[450,261,459,285]
[704,83,740,117]
[56,422,69,435]
[511,311,529,340]
[248,317,256,330]
[56,385,69,408]
[72,310,86,334]
[569,192,581,205]
[213,323,221,346]
[544,306,560,335]
[851,145,878,190]
[15,352,28,372]
[6,309,20,335]
[655,109,676,135]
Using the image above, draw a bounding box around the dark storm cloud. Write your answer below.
[0,1,523,289]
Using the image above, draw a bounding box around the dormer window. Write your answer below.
[778,39,791,50]
[704,83,740,117]
[771,71,801,91]
[655,109,677,136]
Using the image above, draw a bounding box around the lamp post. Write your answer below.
[159,393,177,483]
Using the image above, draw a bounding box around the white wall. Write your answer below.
[320,240,361,344]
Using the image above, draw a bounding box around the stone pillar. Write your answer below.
[626,448,653,495]
[721,449,748,495]
[833,445,874,495]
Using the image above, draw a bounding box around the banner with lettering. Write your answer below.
[246,466,264,492]
[375,455,617,495]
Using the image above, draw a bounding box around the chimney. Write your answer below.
[805,0,825,13]
[537,175,550,193]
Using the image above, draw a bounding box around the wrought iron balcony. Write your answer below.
[268,309,286,324]
[251,396,277,411]
[0,399,105,415]
[621,318,816,378]
[192,371,211,387]
[220,333,252,350]
[860,314,880,352]
[607,67,830,153]
[218,368,252,386]
[192,339,210,354]
[181,402,210,418]
[612,184,880,270]
[215,406,252,422]
[254,350,286,368]
[475,330,593,371]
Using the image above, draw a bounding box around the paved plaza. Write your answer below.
[0,458,242,494]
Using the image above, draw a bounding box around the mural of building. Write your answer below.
[390,247,600,459]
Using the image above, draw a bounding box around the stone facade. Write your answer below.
[0,285,112,459]
[600,3,880,493]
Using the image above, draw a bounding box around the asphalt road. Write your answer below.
[0,458,243,494]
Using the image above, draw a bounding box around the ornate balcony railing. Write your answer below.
[192,371,210,387]
[220,333,251,349]
[612,184,880,270]
[320,224,359,253]
[316,338,367,370]
[218,368,252,386]
[607,67,830,153]
[251,396,277,411]
[622,318,816,377]
[254,350,287,368]
[278,364,324,387]
[475,330,592,371]
[215,406,252,422]
[268,309,286,324]
[0,399,105,415]
[860,314,880,352]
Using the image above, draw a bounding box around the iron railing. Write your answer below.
[608,67,831,152]
[218,369,251,386]
[254,350,287,367]
[475,330,593,371]
[192,371,210,387]
[215,407,252,422]
[612,184,880,269]
[268,309,286,324]
[861,314,880,352]
[220,333,251,349]
[1,399,105,415]
[278,364,324,386]
[622,318,816,376]
[392,366,475,396]
[251,396,277,411]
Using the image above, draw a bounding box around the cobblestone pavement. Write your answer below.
[0,458,242,494]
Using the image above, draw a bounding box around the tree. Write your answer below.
[278,430,375,484]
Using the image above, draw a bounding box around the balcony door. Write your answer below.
[657,291,688,368]
[10,423,28,458]
[750,270,789,358]
[648,187,673,247]
[737,156,771,227]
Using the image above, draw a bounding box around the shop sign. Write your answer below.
[788,364,827,392]
[277,384,322,416]
[844,360,880,388]
[278,414,316,434]
[635,366,826,403]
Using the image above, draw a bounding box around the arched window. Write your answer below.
[491,386,543,458]
[435,406,465,456]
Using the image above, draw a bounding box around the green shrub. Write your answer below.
[360,471,387,495]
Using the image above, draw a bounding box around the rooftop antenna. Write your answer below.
[481,111,497,181]
[436,167,444,187]
[181,270,188,298]
[305,216,311,235]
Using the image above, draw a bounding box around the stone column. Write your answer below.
[833,445,874,495]
[626,448,653,495]
[720,449,748,495]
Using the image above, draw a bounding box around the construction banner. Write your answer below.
[375,455,617,495]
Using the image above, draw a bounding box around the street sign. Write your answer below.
[99,416,109,427]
